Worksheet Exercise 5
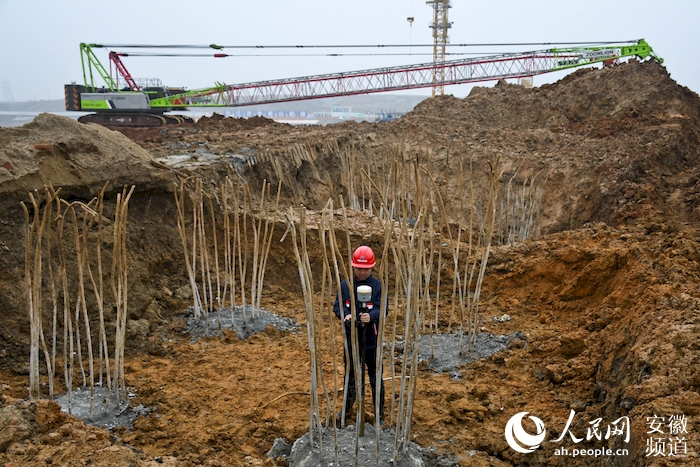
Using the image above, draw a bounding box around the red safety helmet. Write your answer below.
[352,245,376,268]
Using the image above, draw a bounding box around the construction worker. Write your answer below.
[333,245,387,426]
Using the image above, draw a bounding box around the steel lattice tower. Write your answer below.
[1,81,13,102]
[427,0,452,97]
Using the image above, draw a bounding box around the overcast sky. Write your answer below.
[0,0,698,102]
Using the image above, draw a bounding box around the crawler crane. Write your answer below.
[65,40,662,127]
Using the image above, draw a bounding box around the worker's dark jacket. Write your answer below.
[333,275,387,349]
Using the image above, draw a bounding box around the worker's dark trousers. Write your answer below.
[342,345,385,421]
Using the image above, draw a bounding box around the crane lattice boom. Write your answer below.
[149,40,660,109]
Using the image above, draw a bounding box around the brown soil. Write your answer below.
[1,59,700,466]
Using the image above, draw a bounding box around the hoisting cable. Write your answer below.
[114,52,512,58]
[89,40,640,50]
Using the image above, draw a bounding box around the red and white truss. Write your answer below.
[192,50,575,107]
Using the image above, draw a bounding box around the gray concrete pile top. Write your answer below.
[186,305,299,341]
[288,423,427,467]
[399,331,527,379]
[55,386,149,429]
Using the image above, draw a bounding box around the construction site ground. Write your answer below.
[1,59,700,466]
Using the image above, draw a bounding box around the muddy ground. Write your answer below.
[1,59,700,466]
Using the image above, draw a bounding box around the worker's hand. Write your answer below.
[360,312,370,324]
[344,314,352,322]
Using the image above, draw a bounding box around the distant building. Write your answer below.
[331,106,353,118]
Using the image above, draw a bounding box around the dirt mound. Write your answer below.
[404,60,700,132]
[0,113,171,202]
[195,113,281,131]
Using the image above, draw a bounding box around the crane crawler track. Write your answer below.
[78,112,194,127]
